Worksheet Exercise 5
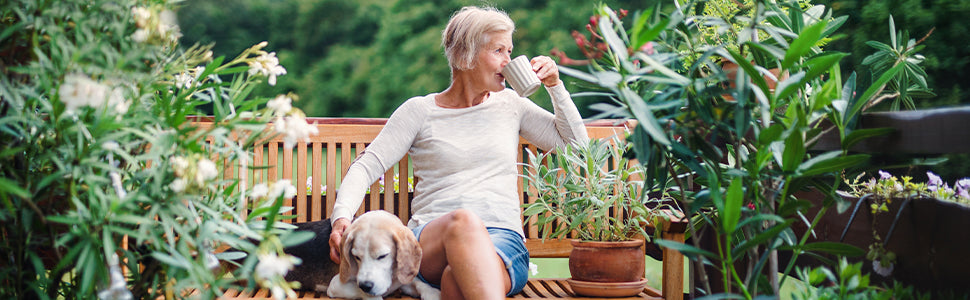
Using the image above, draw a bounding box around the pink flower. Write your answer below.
[878,170,892,180]
[639,42,655,55]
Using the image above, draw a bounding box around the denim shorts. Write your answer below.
[411,223,530,296]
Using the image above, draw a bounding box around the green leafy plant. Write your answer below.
[694,0,829,64]
[1,0,316,299]
[860,16,935,111]
[556,0,930,297]
[521,135,670,242]
[791,257,929,300]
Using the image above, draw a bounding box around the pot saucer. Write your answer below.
[566,278,649,297]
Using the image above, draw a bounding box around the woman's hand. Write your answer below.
[531,55,562,87]
[329,217,351,263]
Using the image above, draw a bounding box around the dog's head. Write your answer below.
[338,210,422,296]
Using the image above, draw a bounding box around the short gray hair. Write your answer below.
[442,6,515,70]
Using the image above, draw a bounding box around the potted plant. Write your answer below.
[521,135,672,297]
[553,0,931,297]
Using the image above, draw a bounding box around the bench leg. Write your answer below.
[661,231,685,300]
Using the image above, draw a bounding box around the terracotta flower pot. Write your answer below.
[568,239,645,282]
[568,239,648,297]
[720,59,787,101]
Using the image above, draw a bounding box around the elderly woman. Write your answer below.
[328,6,588,300]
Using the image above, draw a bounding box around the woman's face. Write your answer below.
[472,31,513,93]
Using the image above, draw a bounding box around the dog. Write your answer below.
[326,210,439,300]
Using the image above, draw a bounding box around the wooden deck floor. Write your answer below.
[220,278,664,300]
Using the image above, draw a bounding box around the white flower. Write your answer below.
[872,259,894,277]
[131,29,149,43]
[203,250,220,271]
[58,74,128,114]
[59,73,106,112]
[130,7,181,43]
[273,116,287,135]
[268,180,296,200]
[275,115,318,150]
[158,10,181,42]
[270,286,286,300]
[106,87,129,115]
[283,185,297,199]
[169,178,187,193]
[131,7,151,28]
[174,72,195,89]
[529,262,539,276]
[250,183,269,199]
[171,156,190,176]
[195,158,219,185]
[110,171,127,198]
[267,94,293,116]
[102,141,120,152]
[255,253,296,282]
[248,52,287,86]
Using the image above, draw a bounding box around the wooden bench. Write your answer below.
[197,117,687,300]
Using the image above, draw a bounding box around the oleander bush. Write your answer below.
[1,0,316,299]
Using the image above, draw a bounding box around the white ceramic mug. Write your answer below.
[501,55,541,98]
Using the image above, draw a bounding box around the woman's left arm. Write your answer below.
[519,56,589,150]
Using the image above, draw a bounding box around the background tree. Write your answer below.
[813,0,970,182]
[817,0,970,108]
[179,0,650,118]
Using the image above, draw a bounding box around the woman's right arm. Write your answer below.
[328,98,426,262]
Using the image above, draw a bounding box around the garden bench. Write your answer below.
[195,117,687,300]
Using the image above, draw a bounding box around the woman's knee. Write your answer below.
[443,209,486,237]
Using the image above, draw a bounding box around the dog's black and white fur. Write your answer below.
[279,220,341,291]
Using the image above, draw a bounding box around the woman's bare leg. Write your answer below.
[416,209,511,300]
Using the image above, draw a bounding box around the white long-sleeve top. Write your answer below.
[330,84,589,238]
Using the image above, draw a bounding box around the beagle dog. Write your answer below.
[327,210,439,300]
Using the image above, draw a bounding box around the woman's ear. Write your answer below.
[393,226,422,284]
[338,227,357,283]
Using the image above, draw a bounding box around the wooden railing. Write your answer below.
[195,117,687,300]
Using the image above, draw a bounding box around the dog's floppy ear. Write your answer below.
[338,225,357,283]
[392,225,422,284]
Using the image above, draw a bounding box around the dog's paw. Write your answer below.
[326,276,354,299]
[415,280,441,300]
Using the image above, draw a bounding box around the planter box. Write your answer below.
[791,191,970,292]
